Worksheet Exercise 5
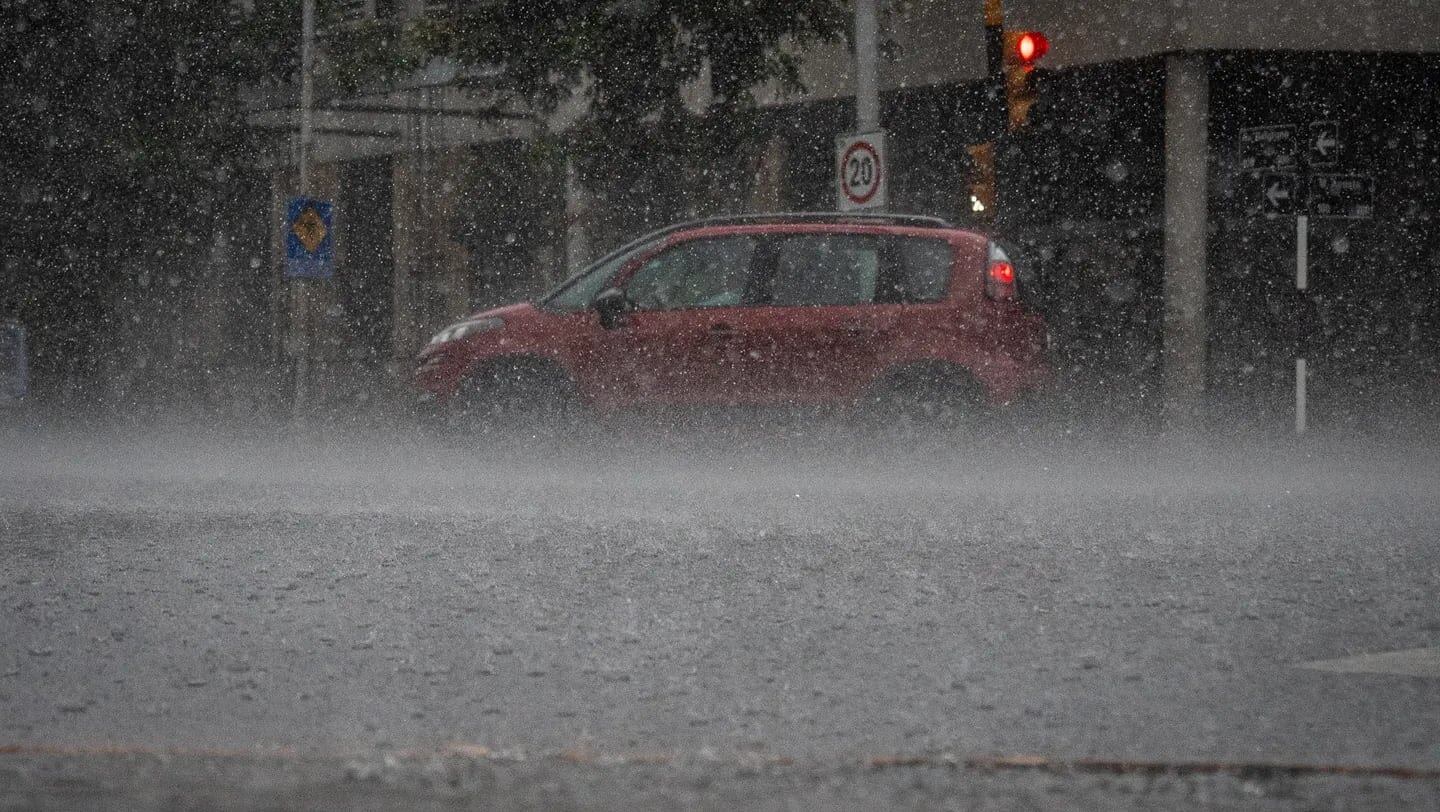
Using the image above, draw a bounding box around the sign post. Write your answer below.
[1239,117,1374,436]
[291,0,318,425]
[836,132,888,212]
[1295,213,1308,435]
[839,0,887,213]
[284,196,333,421]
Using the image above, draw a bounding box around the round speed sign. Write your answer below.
[839,138,884,207]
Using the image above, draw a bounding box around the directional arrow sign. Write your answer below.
[1259,172,1298,216]
[1308,120,1341,169]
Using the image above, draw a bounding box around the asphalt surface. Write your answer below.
[1,423,1438,808]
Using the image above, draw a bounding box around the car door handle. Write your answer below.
[709,323,737,340]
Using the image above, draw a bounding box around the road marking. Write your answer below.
[1297,647,1440,678]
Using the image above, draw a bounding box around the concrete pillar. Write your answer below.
[390,147,471,366]
[434,149,472,321]
[1161,53,1210,430]
[564,158,592,275]
[747,136,787,213]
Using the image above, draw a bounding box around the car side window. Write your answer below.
[894,238,953,302]
[624,236,759,311]
[767,235,882,307]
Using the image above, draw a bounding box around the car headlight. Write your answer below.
[429,317,504,345]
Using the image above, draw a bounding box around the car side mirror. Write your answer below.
[592,287,632,330]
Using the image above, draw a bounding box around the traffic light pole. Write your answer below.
[983,0,1006,138]
[967,0,1007,222]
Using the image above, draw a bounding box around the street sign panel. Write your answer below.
[836,131,888,211]
[284,197,335,279]
[1308,120,1341,169]
[1259,172,1298,216]
[1309,174,1374,219]
[1239,124,1297,172]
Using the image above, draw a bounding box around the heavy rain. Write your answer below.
[2,1,1439,809]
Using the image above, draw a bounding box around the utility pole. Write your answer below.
[293,0,315,423]
[836,0,888,213]
[299,0,314,198]
[854,0,880,134]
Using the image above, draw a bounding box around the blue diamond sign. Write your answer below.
[284,197,335,279]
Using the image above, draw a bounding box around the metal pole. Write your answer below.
[1295,215,1309,292]
[854,0,879,133]
[1295,358,1307,435]
[299,0,315,196]
[983,0,1005,138]
[293,0,315,423]
[1295,214,1309,434]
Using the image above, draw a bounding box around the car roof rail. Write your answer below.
[686,212,955,229]
[543,211,958,304]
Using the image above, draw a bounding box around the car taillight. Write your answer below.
[985,242,1019,301]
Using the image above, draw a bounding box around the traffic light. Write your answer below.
[1014,31,1048,67]
[1003,30,1048,129]
[966,143,996,221]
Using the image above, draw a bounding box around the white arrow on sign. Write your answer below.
[1313,134,1337,157]
[1265,180,1290,207]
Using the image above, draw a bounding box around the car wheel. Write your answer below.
[862,366,984,438]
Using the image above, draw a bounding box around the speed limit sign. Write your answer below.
[836,131,888,211]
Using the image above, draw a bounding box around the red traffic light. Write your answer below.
[1015,31,1049,65]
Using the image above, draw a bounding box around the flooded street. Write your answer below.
[3,428,1437,808]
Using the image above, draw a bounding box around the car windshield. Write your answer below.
[539,244,649,312]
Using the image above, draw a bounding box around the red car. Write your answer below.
[415,213,1050,424]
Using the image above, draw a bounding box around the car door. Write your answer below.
[592,234,763,407]
[738,233,898,404]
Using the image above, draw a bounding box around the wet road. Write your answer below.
[2,426,1438,808]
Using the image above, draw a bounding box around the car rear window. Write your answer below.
[894,238,953,303]
[764,234,953,307]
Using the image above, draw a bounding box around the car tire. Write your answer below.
[860,365,985,439]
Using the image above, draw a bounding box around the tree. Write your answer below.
[0,0,300,393]
[328,1,850,244]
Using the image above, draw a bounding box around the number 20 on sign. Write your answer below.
[836,131,888,211]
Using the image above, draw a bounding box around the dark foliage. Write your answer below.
[0,0,300,383]
[328,1,850,250]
